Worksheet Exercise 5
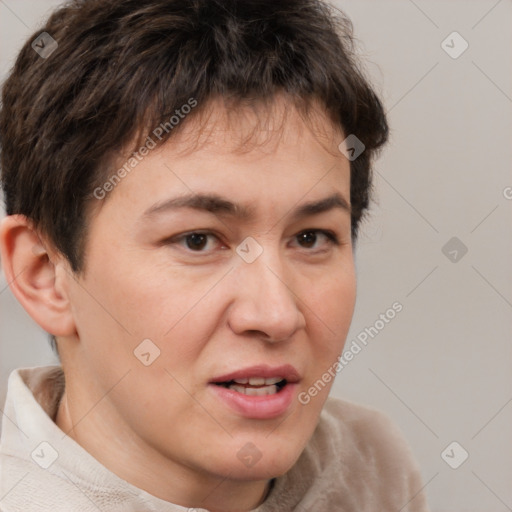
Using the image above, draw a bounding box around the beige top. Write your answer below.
[0,366,429,511]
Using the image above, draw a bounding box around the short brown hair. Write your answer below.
[1,0,388,273]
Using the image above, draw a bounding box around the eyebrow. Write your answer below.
[143,191,351,221]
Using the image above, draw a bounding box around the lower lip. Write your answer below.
[208,383,298,419]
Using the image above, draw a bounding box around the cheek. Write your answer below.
[75,253,190,336]
[302,265,356,375]
[311,264,356,333]
[69,254,222,383]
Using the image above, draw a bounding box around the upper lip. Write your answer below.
[210,364,301,384]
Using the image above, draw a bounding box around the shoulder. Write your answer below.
[319,396,417,463]
[317,396,422,474]
[0,454,94,512]
[303,397,430,511]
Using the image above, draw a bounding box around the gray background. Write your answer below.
[1,1,511,511]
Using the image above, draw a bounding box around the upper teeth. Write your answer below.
[233,377,283,386]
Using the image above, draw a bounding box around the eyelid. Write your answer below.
[293,229,339,245]
[165,230,226,252]
[165,228,339,254]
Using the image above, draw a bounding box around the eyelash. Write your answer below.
[167,229,340,254]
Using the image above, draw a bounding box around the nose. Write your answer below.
[227,249,306,343]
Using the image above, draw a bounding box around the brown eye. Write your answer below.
[295,229,338,250]
[185,233,209,251]
[166,230,225,253]
[297,231,318,248]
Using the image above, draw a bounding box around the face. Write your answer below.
[61,98,356,486]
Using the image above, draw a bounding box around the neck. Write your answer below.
[55,390,272,511]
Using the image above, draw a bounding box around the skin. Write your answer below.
[0,96,356,512]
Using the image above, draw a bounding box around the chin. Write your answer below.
[241,458,299,480]
[208,437,305,481]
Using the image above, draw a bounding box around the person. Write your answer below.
[0,0,430,510]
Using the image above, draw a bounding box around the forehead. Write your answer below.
[133,94,345,163]
[89,95,350,222]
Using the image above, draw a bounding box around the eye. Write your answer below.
[173,231,224,252]
[293,229,339,250]
[164,229,339,254]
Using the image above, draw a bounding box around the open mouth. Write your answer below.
[209,366,299,418]
[213,377,288,396]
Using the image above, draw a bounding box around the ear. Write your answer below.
[0,214,76,337]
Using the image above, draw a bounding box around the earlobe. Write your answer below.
[0,215,76,337]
